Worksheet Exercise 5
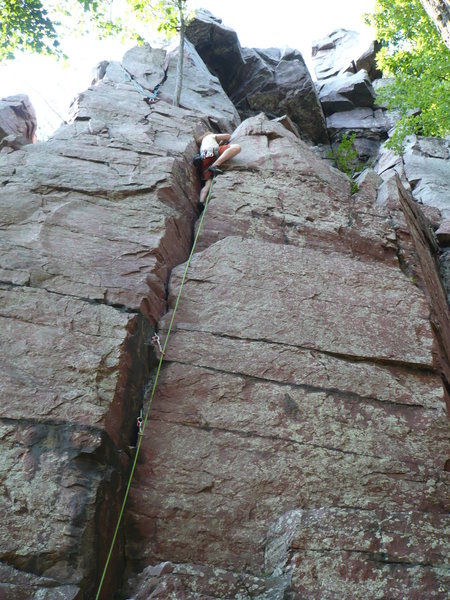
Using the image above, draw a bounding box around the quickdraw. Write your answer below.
[152,333,163,353]
[136,409,143,437]
[120,65,161,104]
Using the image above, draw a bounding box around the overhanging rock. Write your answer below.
[183,9,246,91]
[186,10,329,145]
[317,69,376,116]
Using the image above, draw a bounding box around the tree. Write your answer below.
[172,0,187,107]
[419,0,450,48]
[1,0,190,106]
[0,1,131,61]
[0,0,59,60]
[328,133,363,194]
[366,0,450,152]
[129,0,190,106]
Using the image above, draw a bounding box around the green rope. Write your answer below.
[94,177,215,600]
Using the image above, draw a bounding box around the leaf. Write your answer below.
[366,0,450,150]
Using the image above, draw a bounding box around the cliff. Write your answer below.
[0,14,449,600]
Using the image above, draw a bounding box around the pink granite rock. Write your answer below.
[125,115,449,598]
[0,43,237,598]
[0,94,37,151]
[436,219,450,245]
[1,38,449,600]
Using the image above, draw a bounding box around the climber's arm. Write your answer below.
[215,133,231,144]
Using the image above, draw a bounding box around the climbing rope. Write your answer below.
[94,177,216,600]
[120,64,161,104]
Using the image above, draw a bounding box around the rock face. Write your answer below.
[1,20,449,600]
[376,136,450,219]
[318,68,387,161]
[403,137,450,220]
[115,41,241,131]
[230,46,329,144]
[186,10,328,145]
[375,135,450,303]
[0,94,37,152]
[327,106,392,161]
[0,41,238,599]
[183,9,246,91]
[311,30,391,161]
[312,29,381,81]
[124,114,449,598]
[317,70,376,116]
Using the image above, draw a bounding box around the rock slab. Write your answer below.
[0,28,449,600]
[125,115,449,599]
[0,41,238,599]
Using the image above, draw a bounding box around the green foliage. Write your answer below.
[329,133,362,193]
[54,0,135,43]
[127,0,189,38]
[125,1,192,106]
[152,0,185,37]
[365,0,450,153]
[0,1,194,62]
[0,0,151,61]
[0,0,193,106]
[0,0,60,60]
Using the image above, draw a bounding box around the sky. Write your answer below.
[0,0,376,139]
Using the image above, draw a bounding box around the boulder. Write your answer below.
[0,94,37,151]
[184,9,246,91]
[317,69,376,116]
[312,28,382,81]
[402,136,450,219]
[327,107,392,160]
[231,46,329,144]
[186,11,328,144]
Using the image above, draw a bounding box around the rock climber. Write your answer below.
[195,131,241,204]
